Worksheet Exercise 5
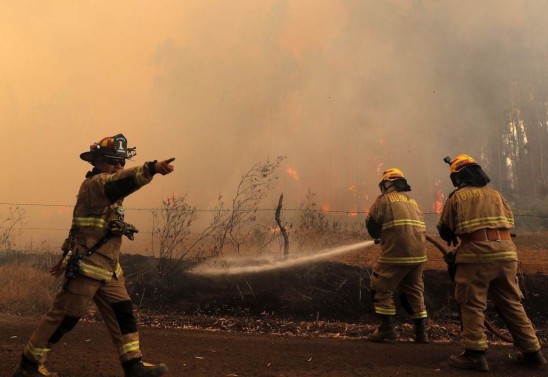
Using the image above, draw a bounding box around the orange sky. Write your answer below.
[0,1,545,251]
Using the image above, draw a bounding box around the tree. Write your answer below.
[151,195,197,277]
[293,190,366,253]
[151,156,285,280]
[211,156,285,256]
[0,206,26,252]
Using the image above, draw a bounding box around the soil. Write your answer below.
[1,234,547,377]
[2,314,547,377]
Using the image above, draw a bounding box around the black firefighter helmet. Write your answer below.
[80,134,136,165]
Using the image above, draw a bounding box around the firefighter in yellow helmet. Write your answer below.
[438,154,546,371]
[365,168,429,343]
[13,134,174,377]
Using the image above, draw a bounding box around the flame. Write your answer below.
[322,203,330,213]
[432,180,445,214]
[286,166,299,180]
[349,184,369,200]
[347,210,358,217]
[265,226,280,235]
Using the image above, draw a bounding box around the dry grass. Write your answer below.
[0,263,60,314]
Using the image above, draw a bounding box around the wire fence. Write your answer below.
[1,202,546,254]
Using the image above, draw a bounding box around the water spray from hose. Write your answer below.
[189,240,375,276]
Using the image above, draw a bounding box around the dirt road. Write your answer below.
[1,314,546,377]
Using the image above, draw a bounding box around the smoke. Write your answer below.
[145,0,548,212]
[1,0,546,248]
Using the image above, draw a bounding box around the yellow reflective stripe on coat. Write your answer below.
[456,216,514,233]
[115,263,123,278]
[119,341,140,356]
[79,261,123,281]
[72,217,107,229]
[457,251,518,263]
[374,306,396,315]
[463,339,488,350]
[79,262,115,281]
[383,219,426,230]
[134,166,150,186]
[409,310,428,319]
[26,342,51,358]
[378,255,427,264]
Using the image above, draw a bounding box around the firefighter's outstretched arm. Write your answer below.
[104,158,176,202]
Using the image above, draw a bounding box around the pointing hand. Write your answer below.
[154,158,175,175]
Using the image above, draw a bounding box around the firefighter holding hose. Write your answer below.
[365,168,429,344]
[13,134,174,377]
[438,153,546,371]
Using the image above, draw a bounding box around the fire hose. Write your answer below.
[425,234,513,343]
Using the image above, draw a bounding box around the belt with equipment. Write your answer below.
[460,228,512,244]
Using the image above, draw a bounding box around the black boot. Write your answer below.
[448,350,489,372]
[12,354,59,377]
[12,363,59,377]
[367,315,398,342]
[123,358,168,377]
[516,350,547,367]
[413,318,429,344]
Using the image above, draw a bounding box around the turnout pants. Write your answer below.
[23,274,142,364]
[454,261,541,352]
[370,263,427,319]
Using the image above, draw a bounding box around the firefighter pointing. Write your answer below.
[365,168,429,344]
[13,134,174,377]
[438,154,546,371]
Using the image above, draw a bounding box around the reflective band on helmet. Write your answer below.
[450,154,478,173]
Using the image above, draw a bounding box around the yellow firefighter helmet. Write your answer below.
[449,154,479,173]
[378,168,410,193]
[381,168,405,182]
